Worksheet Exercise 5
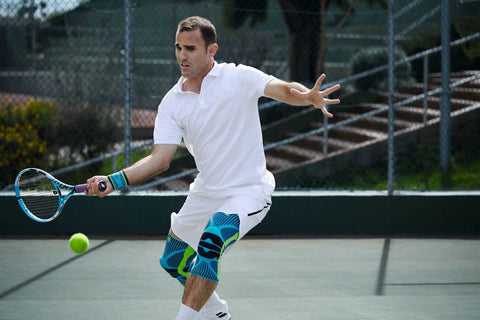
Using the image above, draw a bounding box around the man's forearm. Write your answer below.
[121,144,178,186]
[123,155,168,185]
[265,79,313,106]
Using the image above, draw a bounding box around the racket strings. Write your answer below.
[18,172,60,220]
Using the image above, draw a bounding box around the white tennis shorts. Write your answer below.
[170,172,275,250]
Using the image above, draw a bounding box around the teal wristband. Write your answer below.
[108,171,129,190]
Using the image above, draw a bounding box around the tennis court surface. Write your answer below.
[1,237,479,320]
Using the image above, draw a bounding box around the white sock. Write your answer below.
[175,303,201,320]
[202,291,223,310]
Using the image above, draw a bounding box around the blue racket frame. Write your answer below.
[15,168,88,223]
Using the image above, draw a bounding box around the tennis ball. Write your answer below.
[69,233,89,254]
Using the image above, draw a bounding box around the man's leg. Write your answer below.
[160,229,231,319]
[182,212,240,313]
[160,231,196,285]
[183,274,218,311]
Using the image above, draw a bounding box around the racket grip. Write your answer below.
[75,184,88,192]
[75,181,107,193]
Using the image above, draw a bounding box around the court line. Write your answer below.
[0,239,114,299]
[375,238,391,295]
[387,282,480,286]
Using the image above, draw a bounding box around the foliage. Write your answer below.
[219,0,267,28]
[350,46,412,91]
[189,0,385,82]
[0,99,57,187]
[0,98,122,188]
[400,21,480,82]
[313,144,480,191]
[50,104,122,168]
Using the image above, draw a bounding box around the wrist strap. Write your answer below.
[108,171,129,190]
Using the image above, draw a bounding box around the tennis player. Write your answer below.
[87,16,340,320]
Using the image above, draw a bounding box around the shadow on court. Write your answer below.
[1,238,479,320]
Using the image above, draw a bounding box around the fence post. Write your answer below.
[439,0,451,183]
[423,55,429,125]
[387,0,395,196]
[323,115,328,156]
[124,0,132,170]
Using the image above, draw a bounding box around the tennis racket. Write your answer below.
[15,168,106,223]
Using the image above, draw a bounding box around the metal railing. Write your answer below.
[4,30,478,192]
[11,30,480,193]
[131,32,480,191]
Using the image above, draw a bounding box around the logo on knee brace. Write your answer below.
[191,212,240,282]
[198,233,224,258]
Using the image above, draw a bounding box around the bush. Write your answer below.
[350,46,413,92]
[51,104,122,167]
[401,22,480,82]
[0,99,123,188]
[0,99,57,187]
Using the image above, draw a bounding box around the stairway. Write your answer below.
[150,70,480,190]
[267,70,480,186]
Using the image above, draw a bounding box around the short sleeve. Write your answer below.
[153,99,182,145]
[236,64,275,99]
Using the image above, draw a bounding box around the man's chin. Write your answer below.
[180,70,191,78]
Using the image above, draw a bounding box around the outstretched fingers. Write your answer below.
[324,98,341,105]
[313,73,326,91]
[321,83,341,96]
[289,74,341,118]
[319,105,334,118]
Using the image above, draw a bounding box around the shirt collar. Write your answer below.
[174,61,220,94]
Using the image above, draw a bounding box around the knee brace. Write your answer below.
[160,232,196,285]
[190,212,240,283]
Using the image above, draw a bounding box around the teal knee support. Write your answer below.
[160,232,197,285]
[190,212,240,282]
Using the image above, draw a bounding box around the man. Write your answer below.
[87,16,340,320]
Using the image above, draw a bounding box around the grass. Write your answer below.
[50,143,480,192]
[322,149,480,191]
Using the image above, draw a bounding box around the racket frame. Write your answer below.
[15,168,87,223]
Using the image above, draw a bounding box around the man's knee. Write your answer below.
[190,212,240,282]
[160,232,196,285]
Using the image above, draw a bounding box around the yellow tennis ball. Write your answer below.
[69,233,89,254]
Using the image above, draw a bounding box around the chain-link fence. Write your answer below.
[1,0,479,191]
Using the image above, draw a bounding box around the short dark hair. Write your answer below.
[177,16,217,47]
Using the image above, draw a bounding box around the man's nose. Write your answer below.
[178,50,187,61]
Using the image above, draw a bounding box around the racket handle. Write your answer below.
[75,181,107,193]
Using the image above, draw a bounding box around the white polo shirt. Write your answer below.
[154,62,275,195]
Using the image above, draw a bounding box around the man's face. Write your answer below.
[175,28,216,79]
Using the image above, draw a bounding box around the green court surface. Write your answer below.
[1,238,479,320]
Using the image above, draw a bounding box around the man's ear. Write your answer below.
[208,43,218,58]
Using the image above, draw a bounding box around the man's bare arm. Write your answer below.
[264,74,340,118]
[86,143,179,196]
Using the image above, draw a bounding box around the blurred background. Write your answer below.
[1,0,479,192]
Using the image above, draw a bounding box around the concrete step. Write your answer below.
[162,179,191,191]
[285,133,356,152]
[266,144,318,163]
[334,112,412,132]
[429,71,480,89]
[266,154,298,172]
[399,84,480,101]
[319,124,378,143]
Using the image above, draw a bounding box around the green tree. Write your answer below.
[203,0,385,83]
[0,99,56,187]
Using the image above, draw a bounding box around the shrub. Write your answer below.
[400,22,480,82]
[0,99,57,187]
[350,46,413,92]
[51,104,122,167]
